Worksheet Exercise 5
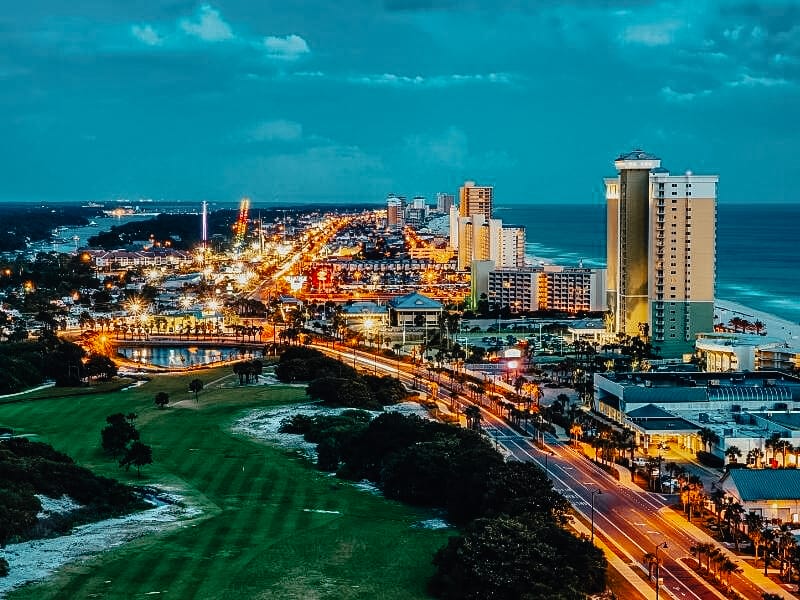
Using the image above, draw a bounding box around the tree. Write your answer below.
[725,445,742,464]
[154,391,169,409]
[765,432,782,466]
[188,378,204,401]
[698,427,720,453]
[119,440,153,478]
[464,406,481,431]
[84,354,118,381]
[775,440,793,468]
[429,515,607,600]
[101,413,139,457]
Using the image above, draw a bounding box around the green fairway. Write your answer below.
[1,368,450,599]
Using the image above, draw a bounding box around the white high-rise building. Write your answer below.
[448,205,459,250]
[500,225,526,269]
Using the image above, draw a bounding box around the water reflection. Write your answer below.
[118,346,258,368]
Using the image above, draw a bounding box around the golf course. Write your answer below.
[0,367,451,599]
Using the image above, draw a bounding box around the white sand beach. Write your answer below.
[715,298,800,344]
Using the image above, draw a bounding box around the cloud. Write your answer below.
[660,86,711,103]
[727,74,791,88]
[246,119,304,142]
[130,24,162,47]
[179,4,234,42]
[262,34,311,60]
[620,20,682,46]
[347,72,514,87]
[404,127,469,168]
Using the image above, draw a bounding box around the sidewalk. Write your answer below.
[659,508,794,599]
[569,510,655,599]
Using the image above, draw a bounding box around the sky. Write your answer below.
[1,1,798,205]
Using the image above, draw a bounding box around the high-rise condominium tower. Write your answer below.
[605,150,717,357]
[459,181,493,219]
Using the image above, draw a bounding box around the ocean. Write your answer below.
[497,203,800,326]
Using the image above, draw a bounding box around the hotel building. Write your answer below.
[386,195,404,228]
[485,265,606,313]
[605,150,717,357]
[459,181,492,219]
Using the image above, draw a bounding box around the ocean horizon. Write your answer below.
[501,202,800,328]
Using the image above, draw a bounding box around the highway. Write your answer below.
[315,343,783,600]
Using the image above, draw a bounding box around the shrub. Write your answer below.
[696,451,724,468]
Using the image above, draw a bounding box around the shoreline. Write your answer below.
[714,298,799,344]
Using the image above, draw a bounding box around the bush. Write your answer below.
[696,451,724,468]
[0,438,138,546]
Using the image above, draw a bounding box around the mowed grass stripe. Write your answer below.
[3,378,449,600]
[128,455,272,599]
[165,447,263,599]
[187,454,276,599]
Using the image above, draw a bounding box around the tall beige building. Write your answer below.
[459,181,493,219]
[605,150,717,357]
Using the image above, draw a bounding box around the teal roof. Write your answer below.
[727,469,800,501]
[627,404,675,419]
[388,292,442,311]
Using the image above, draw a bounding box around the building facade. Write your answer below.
[436,193,454,214]
[459,181,493,219]
[486,266,607,313]
[386,195,404,228]
[605,150,717,357]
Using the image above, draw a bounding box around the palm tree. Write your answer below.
[765,432,782,466]
[775,439,793,468]
[569,422,583,447]
[719,558,741,591]
[464,405,481,431]
[762,527,776,576]
[724,445,742,464]
[725,501,745,550]
[747,447,765,468]
[698,427,720,453]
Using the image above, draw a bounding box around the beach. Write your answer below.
[715,298,799,345]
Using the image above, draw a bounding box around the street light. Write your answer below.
[654,541,668,600]
[543,449,555,478]
[590,489,602,543]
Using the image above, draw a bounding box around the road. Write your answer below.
[313,343,784,600]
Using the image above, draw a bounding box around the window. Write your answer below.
[672,183,678,187]
[672,192,677,196]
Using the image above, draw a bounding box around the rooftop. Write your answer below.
[725,469,800,501]
[601,371,800,390]
[387,292,443,311]
[616,149,660,162]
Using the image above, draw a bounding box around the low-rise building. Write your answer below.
[594,370,800,455]
[90,249,193,269]
[697,332,800,372]
[486,266,607,313]
[719,469,800,524]
[387,292,443,327]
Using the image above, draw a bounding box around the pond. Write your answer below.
[118,346,260,368]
